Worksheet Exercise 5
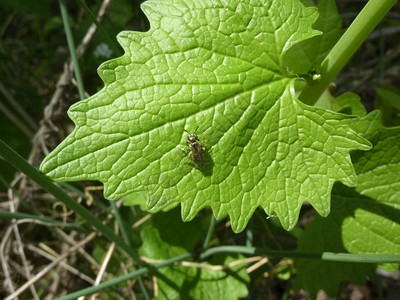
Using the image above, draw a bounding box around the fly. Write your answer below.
[182,126,206,165]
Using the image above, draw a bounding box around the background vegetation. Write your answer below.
[0,0,399,299]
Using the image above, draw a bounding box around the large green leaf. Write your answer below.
[295,113,400,296]
[353,114,400,210]
[40,0,371,231]
[294,188,376,298]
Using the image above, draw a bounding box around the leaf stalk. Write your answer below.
[299,0,398,105]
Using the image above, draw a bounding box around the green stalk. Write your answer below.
[299,0,398,105]
[375,273,384,300]
[199,246,400,263]
[110,202,150,299]
[75,0,122,56]
[59,0,85,100]
[0,209,86,232]
[0,140,150,298]
[0,139,135,258]
[110,201,131,247]
[55,253,192,300]
[54,245,400,300]
[202,215,216,250]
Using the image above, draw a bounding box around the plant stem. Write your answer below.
[75,0,122,56]
[59,0,85,100]
[0,139,151,298]
[54,245,400,300]
[110,201,131,247]
[0,138,135,258]
[202,214,216,250]
[299,0,398,105]
[199,246,400,263]
[0,209,86,232]
[55,253,192,300]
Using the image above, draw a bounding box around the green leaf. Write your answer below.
[295,117,400,296]
[295,182,400,297]
[375,86,400,127]
[139,209,250,300]
[349,111,400,242]
[375,86,400,111]
[353,121,400,214]
[284,0,343,74]
[40,0,371,232]
[349,110,383,140]
[330,92,367,116]
[295,186,376,297]
[315,91,367,116]
[122,192,147,209]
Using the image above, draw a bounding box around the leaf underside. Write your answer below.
[40,0,371,231]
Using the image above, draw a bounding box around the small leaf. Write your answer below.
[122,192,147,209]
[40,0,371,231]
[315,91,367,116]
[330,92,367,116]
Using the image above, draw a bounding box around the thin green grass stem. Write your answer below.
[110,201,131,248]
[0,138,135,258]
[110,202,150,299]
[59,0,85,100]
[202,214,216,250]
[199,246,400,263]
[0,209,86,232]
[0,139,149,298]
[75,0,122,56]
[55,253,192,300]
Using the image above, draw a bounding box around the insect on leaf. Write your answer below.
[40,0,371,231]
